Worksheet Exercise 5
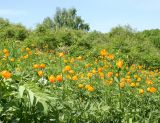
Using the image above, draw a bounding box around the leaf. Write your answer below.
[28,90,35,106]
[114,77,119,83]
[40,101,49,115]
[19,86,25,98]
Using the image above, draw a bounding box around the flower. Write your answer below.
[148,87,157,93]
[119,82,125,88]
[139,89,144,94]
[100,49,107,57]
[59,52,64,57]
[87,73,92,78]
[85,84,94,92]
[37,70,43,77]
[116,60,123,69]
[40,63,46,69]
[77,56,82,60]
[3,49,9,54]
[108,54,114,60]
[64,65,71,72]
[56,75,62,82]
[48,75,55,83]
[10,58,15,62]
[107,72,113,78]
[72,75,78,81]
[130,83,136,87]
[1,70,11,79]
[78,84,83,88]
[33,64,40,69]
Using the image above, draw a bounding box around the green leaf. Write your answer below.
[28,90,35,106]
[114,76,119,83]
[19,86,25,98]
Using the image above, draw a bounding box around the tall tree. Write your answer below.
[53,8,90,31]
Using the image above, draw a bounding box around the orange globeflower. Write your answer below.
[77,56,82,60]
[85,84,91,89]
[3,49,9,54]
[37,70,43,77]
[48,75,55,83]
[87,73,92,78]
[87,86,94,92]
[107,72,113,78]
[56,75,63,82]
[4,53,9,57]
[130,83,136,87]
[64,65,71,72]
[108,54,114,60]
[100,49,107,57]
[148,87,157,93]
[119,82,125,88]
[72,75,78,81]
[59,52,64,57]
[139,89,144,94]
[98,68,103,73]
[10,58,15,62]
[78,84,83,88]
[40,63,46,69]
[33,64,40,69]
[1,70,11,79]
[116,60,123,69]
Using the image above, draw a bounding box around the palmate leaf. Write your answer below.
[18,82,53,114]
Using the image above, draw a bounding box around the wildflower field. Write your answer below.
[0,42,159,123]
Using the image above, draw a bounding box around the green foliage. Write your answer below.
[0,18,28,41]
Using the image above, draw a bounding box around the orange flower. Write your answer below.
[99,72,104,79]
[92,69,97,74]
[85,84,91,89]
[33,64,40,69]
[87,86,94,92]
[23,54,28,59]
[3,49,9,54]
[1,70,11,79]
[78,84,83,88]
[139,89,144,94]
[108,54,114,60]
[70,58,74,64]
[72,75,78,81]
[87,73,92,78]
[56,75,62,82]
[59,52,64,57]
[85,84,94,92]
[130,83,136,87]
[10,58,15,62]
[64,65,71,72]
[119,82,125,88]
[40,63,46,69]
[28,51,32,55]
[4,53,9,57]
[107,72,113,78]
[77,56,82,60]
[116,60,123,69]
[48,75,55,83]
[37,70,43,77]
[98,68,103,73]
[148,87,157,93]
[100,49,107,57]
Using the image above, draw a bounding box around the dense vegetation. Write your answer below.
[0,8,160,122]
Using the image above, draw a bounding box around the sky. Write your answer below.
[0,0,160,32]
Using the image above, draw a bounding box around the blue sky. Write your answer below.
[0,0,160,32]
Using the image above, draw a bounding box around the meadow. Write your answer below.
[0,8,160,122]
[0,41,159,122]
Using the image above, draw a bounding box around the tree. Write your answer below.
[53,8,90,31]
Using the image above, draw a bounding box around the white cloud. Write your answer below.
[0,9,27,17]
